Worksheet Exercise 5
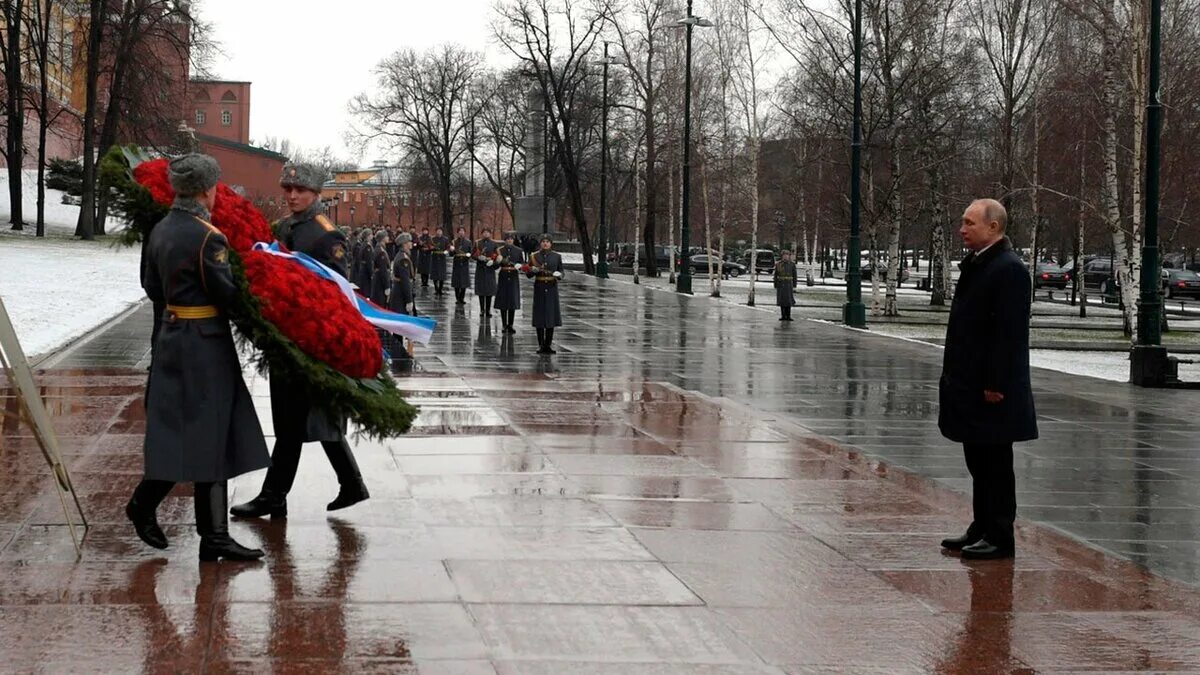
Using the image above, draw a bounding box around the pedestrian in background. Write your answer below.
[774,249,797,322]
[939,198,1037,560]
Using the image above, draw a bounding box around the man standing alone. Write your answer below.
[939,198,1037,560]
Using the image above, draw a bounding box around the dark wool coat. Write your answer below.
[473,238,501,297]
[418,234,433,275]
[429,235,450,281]
[141,206,269,482]
[451,236,473,288]
[495,243,525,311]
[938,237,1039,444]
[369,244,392,306]
[526,249,564,328]
[774,260,797,308]
[275,203,349,278]
[391,251,415,314]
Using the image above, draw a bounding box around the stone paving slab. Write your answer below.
[3,276,1200,669]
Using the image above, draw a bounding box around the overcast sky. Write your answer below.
[195,0,508,164]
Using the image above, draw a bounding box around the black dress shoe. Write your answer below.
[960,539,1014,560]
[327,482,370,512]
[230,492,287,519]
[126,500,169,550]
[199,535,265,562]
[940,531,981,551]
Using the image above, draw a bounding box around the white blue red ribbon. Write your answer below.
[251,242,437,346]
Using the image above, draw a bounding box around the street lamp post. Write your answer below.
[842,0,867,328]
[676,1,713,295]
[1131,0,1171,385]
[597,42,622,279]
[349,205,356,228]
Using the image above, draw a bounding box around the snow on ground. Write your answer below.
[1,170,140,359]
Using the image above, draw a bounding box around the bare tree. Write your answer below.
[1,0,26,230]
[472,69,529,219]
[351,44,479,230]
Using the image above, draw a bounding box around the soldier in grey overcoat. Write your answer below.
[773,250,797,321]
[231,163,370,521]
[417,228,432,286]
[473,228,501,317]
[429,227,450,294]
[369,230,392,307]
[351,229,372,291]
[495,231,525,334]
[390,233,415,315]
[125,153,269,562]
[450,227,473,304]
[526,235,564,354]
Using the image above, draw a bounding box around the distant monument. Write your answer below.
[512,86,557,236]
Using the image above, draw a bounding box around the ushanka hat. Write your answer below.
[168,153,220,195]
[279,162,326,192]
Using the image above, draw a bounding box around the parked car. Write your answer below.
[688,254,746,277]
[741,249,776,273]
[1162,268,1200,300]
[860,264,911,283]
[1031,262,1070,290]
[1081,258,1118,297]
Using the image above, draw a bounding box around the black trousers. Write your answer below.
[130,479,227,537]
[478,295,493,315]
[780,305,792,319]
[263,437,362,496]
[454,287,467,303]
[963,442,1016,547]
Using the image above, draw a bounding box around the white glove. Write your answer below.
[486,259,495,267]
[553,271,563,279]
[449,246,455,252]
[477,255,487,263]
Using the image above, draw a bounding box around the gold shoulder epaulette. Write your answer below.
[316,214,336,232]
[196,218,221,234]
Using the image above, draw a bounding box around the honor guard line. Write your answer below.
[0,296,89,558]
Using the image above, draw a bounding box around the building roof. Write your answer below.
[196,133,288,162]
[190,79,253,85]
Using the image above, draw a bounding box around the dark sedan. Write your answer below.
[688,255,745,277]
[860,264,910,283]
[1163,269,1200,300]
[1033,262,1070,290]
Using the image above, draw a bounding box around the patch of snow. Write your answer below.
[0,233,143,359]
[0,168,127,236]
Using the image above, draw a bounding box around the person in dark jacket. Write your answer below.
[390,233,415,315]
[417,228,432,286]
[495,232,526,333]
[231,163,370,521]
[526,235,564,354]
[369,230,392,307]
[473,228,501,317]
[429,227,450,295]
[451,227,473,305]
[774,250,797,321]
[938,198,1037,560]
[126,153,270,562]
[385,227,399,259]
[352,229,373,292]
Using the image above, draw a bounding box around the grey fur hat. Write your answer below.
[168,153,220,195]
[375,230,389,244]
[397,233,412,244]
[279,162,326,192]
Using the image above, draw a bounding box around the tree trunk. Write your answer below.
[1028,98,1041,305]
[883,154,902,316]
[75,0,104,241]
[5,0,26,230]
[1100,8,1137,336]
[633,149,642,284]
[702,142,716,294]
[667,158,676,283]
[747,135,760,307]
[643,110,659,277]
[35,0,52,237]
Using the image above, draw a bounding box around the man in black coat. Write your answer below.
[231,163,370,521]
[526,235,564,354]
[495,232,526,334]
[473,228,501,317]
[418,228,433,286]
[774,250,798,321]
[939,198,1038,560]
[126,153,269,562]
[450,227,473,305]
[429,227,450,295]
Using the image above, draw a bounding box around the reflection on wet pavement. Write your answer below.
[2,276,1200,670]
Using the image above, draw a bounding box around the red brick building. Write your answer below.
[187,79,286,212]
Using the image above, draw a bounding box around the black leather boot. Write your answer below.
[196,482,265,562]
[126,479,174,550]
[323,439,370,511]
[229,490,288,519]
[544,328,557,354]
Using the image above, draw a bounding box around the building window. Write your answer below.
[221,110,232,126]
[195,110,206,125]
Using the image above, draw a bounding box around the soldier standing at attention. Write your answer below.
[495,231,525,334]
[352,229,373,292]
[391,233,415,316]
[473,228,501,317]
[418,227,433,287]
[231,163,370,520]
[370,230,393,307]
[429,226,450,295]
[527,234,564,354]
[126,153,270,562]
[451,226,473,305]
[774,249,797,322]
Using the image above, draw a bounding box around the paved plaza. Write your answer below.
[3,275,1200,671]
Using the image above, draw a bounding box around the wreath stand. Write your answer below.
[0,297,88,559]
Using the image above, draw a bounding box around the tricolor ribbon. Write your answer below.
[251,242,437,346]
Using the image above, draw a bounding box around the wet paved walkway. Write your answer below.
[2,274,1199,671]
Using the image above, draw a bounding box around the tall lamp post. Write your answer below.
[842,0,867,327]
[1131,0,1170,385]
[597,42,622,279]
[676,1,713,295]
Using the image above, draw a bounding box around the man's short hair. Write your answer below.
[974,198,1008,232]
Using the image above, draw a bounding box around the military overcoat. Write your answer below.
[141,204,270,482]
[495,243,525,311]
[429,235,450,282]
[391,251,415,314]
[526,249,564,328]
[473,239,501,297]
[418,234,433,276]
[451,236,473,288]
[370,244,391,306]
[774,260,797,308]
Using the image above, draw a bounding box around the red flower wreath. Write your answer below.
[133,158,382,378]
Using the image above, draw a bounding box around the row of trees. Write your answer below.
[1,0,211,239]
[354,0,1200,338]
